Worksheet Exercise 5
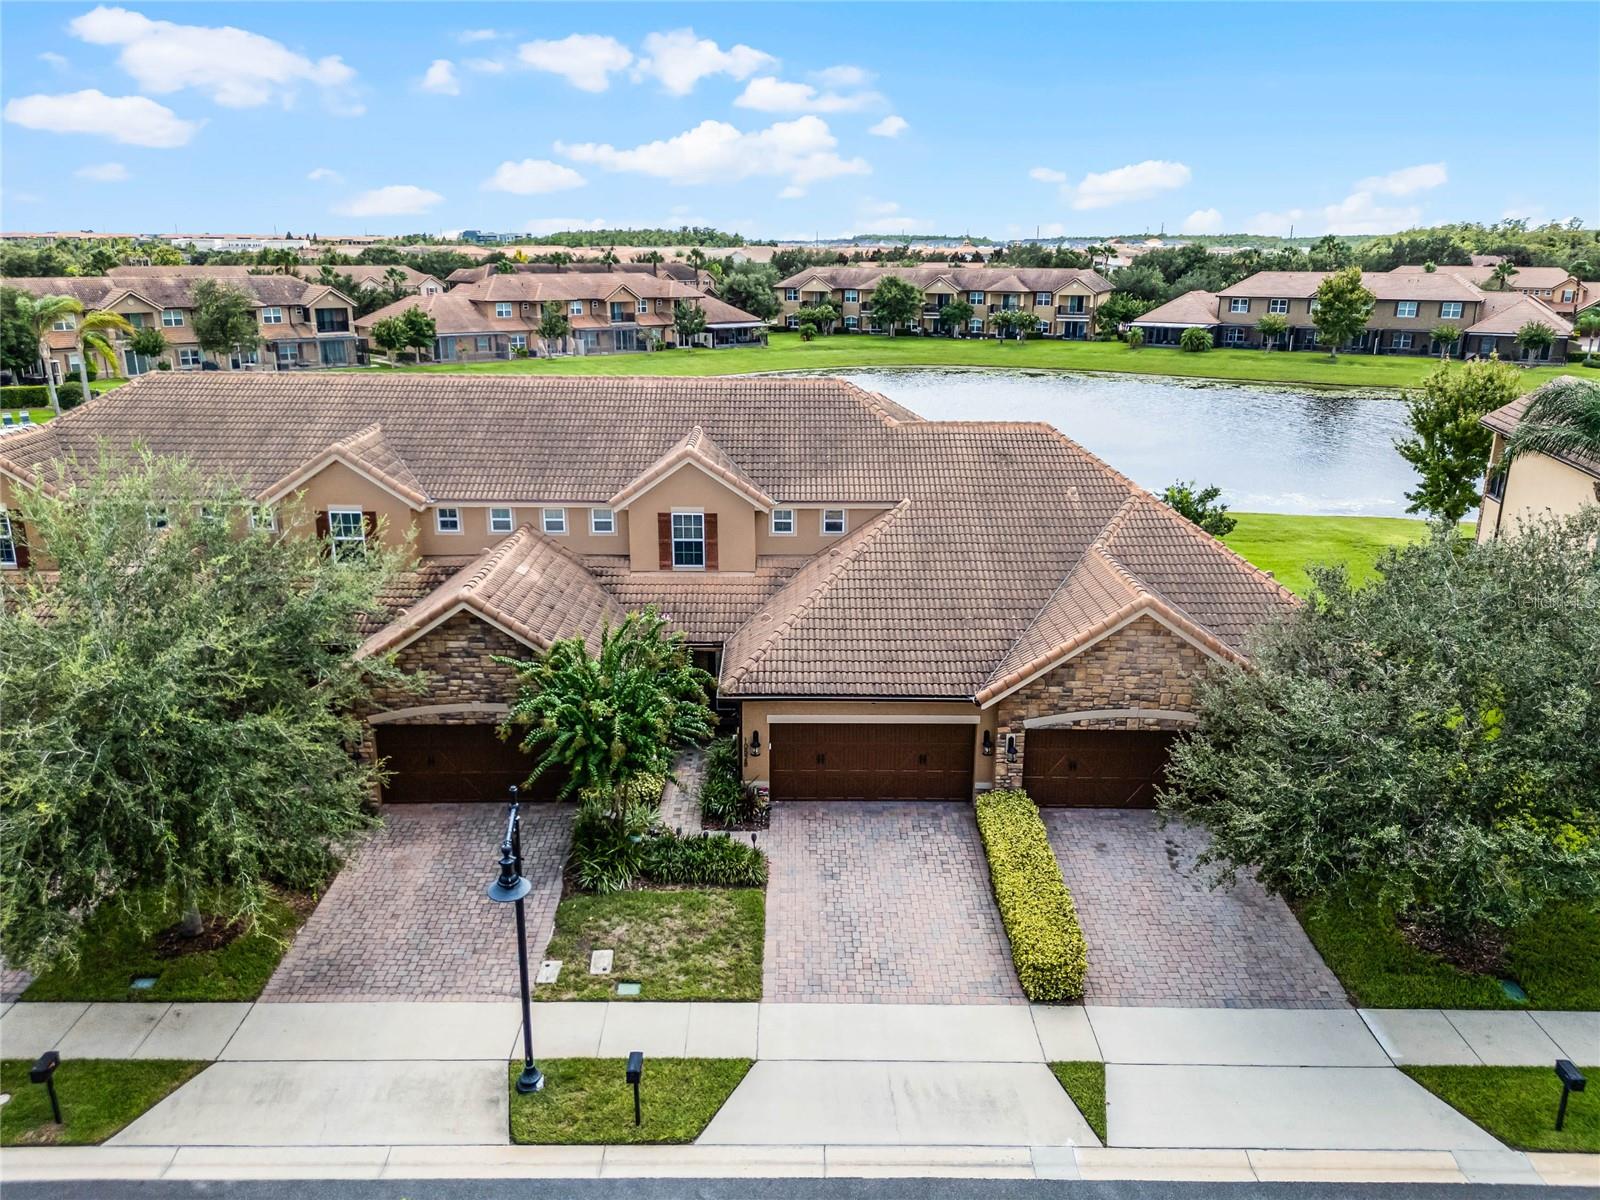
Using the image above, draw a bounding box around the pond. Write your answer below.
[831,369,1418,517]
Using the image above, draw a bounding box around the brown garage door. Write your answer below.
[770,722,975,801]
[1022,728,1177,808]
[375,724,558,804]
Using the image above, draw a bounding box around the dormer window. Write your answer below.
[495,302,513,318]
[261,307,284,324]
[770,508,795,535]
[671,511,706,569]
[822,508,846,535]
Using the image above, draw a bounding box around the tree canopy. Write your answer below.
[1395,357,1519,524]
[867,275,922,334]
[1311,267,1376,357]
[190,280,262,358]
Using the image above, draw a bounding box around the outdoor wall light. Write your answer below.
[626,1051,645,1126]
[1555,1059,1586,1131]
[748,729,761,758]
[29,1051,62,1125]
[981,730,994,757]
[1005,734,1017,764]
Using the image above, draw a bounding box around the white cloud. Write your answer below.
[1321,191,1421,235]
[1029,166,1067,184]
[778,185,805,200]
[734,76,880,113]
[334,184,443,217]
[815,64,871,88]
[852,201,933,235]
[1068,159,1191,210]
[421,60,459,95]
[1355,162,1447,197]
[1181,207,1224,235]
[558,116,869,191]
[39,51,70,70]
[483,158,586,194]
[68,6,358,112]
[3,89,200,147]
[457,29,504,44]
[524,216,608,235]
[516,33,632,92]
[307,166,341,183]
[868,114,908,138]
[75,161,129,182]
[633,28,773,95]
[464,58,506,74]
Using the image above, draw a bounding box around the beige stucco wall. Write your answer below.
[622,466,759,572]
[736,698,998,790]
[415,503,629,556]
[754,504,884,555]
[282,460,415,550]
[1477,436,1599,541]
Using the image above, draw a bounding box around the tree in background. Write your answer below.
[1488,261,1520,291]
[1160,480,1237,536]
[1514,320,1556,361]
[1179,327,1212,352]
[0,454,412,971]
[400,306,437,362]
[11,293,83,414]
[715,262,781,323]
[866,275,922,336]
[127,325,169,368]
[190,280,262,365]
[536,305,571,353]
[1108,264,1166,303]
[1308,234,1356,271]
[1094,293,1154,338]
[368,314,409,364]
[0,287,41,379]
[672,299,708,347]
[1160,512,1600,951]
[938,298,974,336]
[1430,323,1461,360]
[1256,313,1289,350]
[1394,357,1519,524]
[1575,310,1600,347]
[1311,267,1375,359]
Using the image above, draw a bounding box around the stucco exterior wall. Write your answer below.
[284,460,415,550]
[1477,435,1598,541]
[989,615,1208,789]
[754,504,884,556]
[622,466,759,572]
[414,503,629,557]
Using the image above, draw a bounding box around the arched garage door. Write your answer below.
[375,724,561,804]
[1022,728,1178,808]
[770,722,975,801]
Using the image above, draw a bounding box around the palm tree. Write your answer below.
[598,247,620,268]
[15,293,85,415]
[1574,310,1600,351]
[1503,377,1600,467]
[383,267,409,303]
[1489,261,1520,291]
[74,310,136,400]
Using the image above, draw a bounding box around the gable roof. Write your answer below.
[609,426,775,511]
[261,422,430,508]
[1481,378,1600,479]
[777,265,1114,294]
[354,291,497,337]
[1130,290,1219,327]
[1464,291,1573,337]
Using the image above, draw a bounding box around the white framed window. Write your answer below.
[1392,332,1414,349]
[495,302,513,318]
[1561,288,1575,303]
[0,512,17,568]
[489,507,514,533]
[435,507,462,534]
[590,507,615,535]
[178,347,202,368]
[671,510,705,569]
[509,333,526,350]
[261,306,284,324]
[821,508,846,535]
[1396,301,1419,318]
[1268,298,1289,314]
[249,506,277,532]
[569,301,583,316]
[1223,327,1248,346]
[1033,292,1050,306]
[1440,301,1463,319]
[327,507,367,559]
[542,507,567,535]
[1228,297,1250,313]
[968,290,984,304]
[786,315,799,329]
[162,308,184,327]
[52,315,76,331]
[844,315,858,329]
[969,317,984,333]
[637,299,649,314]
[844,289,858,303]
[784,288,799,301]
[770,508,795,535]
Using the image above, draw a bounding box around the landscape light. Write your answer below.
[626,1051,644,1126]
[1555,1060,1586,1131]
[29,1051,62,1125]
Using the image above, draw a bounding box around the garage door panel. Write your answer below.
[375,724,559,804]
[770,722,974,801]
[1023,728,1176,808]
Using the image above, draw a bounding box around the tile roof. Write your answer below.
[1463,291,1572,337]
[1400,264,1576,290]
[354,291,499,337]
[1130,290,1219,326]
[1481,377,1600,479]
[583,555,803,642]
[1218,271,1483,302]
[609,425,775,511]
[778,265,1113,294]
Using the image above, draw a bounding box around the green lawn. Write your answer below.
[1222,513,1444,596]
[388,332,1581,392]
[1050,1061,1107,1143]
[0,1059,205,1146]
[1403,1065,1600,1153]
[534,888,764,1002]
[1297,892,1600,1010]
[20,886,312,1003]
[508,1058,751,1144]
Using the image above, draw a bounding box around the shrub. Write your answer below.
[1125,327,1144,349]
[1180,327,1212,353]
[974,788,1088,1001]
[699,736,761,827]
[569,789,657,894]
[0,385,51,406]
[641,830,767,888]
[580,771,666,814]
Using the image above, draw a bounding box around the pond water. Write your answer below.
[831,369,1417,516]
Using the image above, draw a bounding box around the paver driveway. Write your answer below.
[262,803,572,1002]
[1045,809,1344,1008]
[763,801,1023,1004]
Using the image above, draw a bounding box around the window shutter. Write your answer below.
[12,518,28,570]
[657,512,672,570]
[315,510,329,539]
[705,512,719,571]
[363,512,378,542]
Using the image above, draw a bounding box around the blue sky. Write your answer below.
[3,2,1595,241]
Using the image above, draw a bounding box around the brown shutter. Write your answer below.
[363,512,378,544]
[315,510,329,539]
[705,512,718,571]
[657,512,672,570]
[11,517,28,570]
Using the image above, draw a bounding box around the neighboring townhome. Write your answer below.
[1131,270,1572,360]
[1,373,1293,807]
[776,266,1113,338]
[358,271,764,359]
[1400,263,1588,316]
[5,272,361,376]
[334,264,446,295]
[1476,378,1600,541]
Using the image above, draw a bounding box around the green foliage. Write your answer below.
[698,735,757,826]
[189,279,261,358]
[797,321,817,342]
[1504,376,1600,472]
[1403,1066,1599,1152]
[990,308,1041,340]
[399,306,437,360]
[128,325,169,361]
[1124,325,1144,349]
[1396,357,1520,523]
[1179,326,1212,352]
[641,830,768,888]
[509,1058,752,1144]
[0,1059,206,1146]
[1312,266,1376,357]
[715,262,781,322]
[974,789,1088,1001]
[1050,1062,1107,1142]
[1162,512,1600,939]
[867,275,923,335]
[939,297,974,334]
[569,798,654,894]
[1108,264,1166,302]
[537,306,572,343]
[1094,292,1155,337]
[1575,311,1600,340]
[1161,479,1237,537]
[1514,319,1556,358]
[1257,312,1290,349]
[0,454,412,972]
[368,314,409,362]
[1308,234,1357,271]
[1,287,44,377]
[672,299,708,345]
[1430,323,1462,358]
[793,302,837,333]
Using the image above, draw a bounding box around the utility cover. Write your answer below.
[590,949,614,975]
[615,982,641,996]
[129,976,158,990]
[535,960,562,985]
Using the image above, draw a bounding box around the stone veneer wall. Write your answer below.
[992,615,1209,789]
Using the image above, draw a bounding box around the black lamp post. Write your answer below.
[487,787,543,1094]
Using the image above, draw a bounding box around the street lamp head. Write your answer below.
[486,843,532,904]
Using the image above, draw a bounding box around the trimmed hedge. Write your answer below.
[1,382,86,409]
[974,788,1088,1001]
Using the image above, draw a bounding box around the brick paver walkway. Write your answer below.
[763,802,1023,1005]
[261,804,572,1002]
[1045,809,1345,1008]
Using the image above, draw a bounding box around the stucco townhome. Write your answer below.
[0,373,1293,807]
[1476,377,1600,540]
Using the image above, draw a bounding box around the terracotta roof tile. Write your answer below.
[1130,290,1219,327]
[1464,291,1572,337]
[1481,377,1600,478]
[610,426,775,511]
